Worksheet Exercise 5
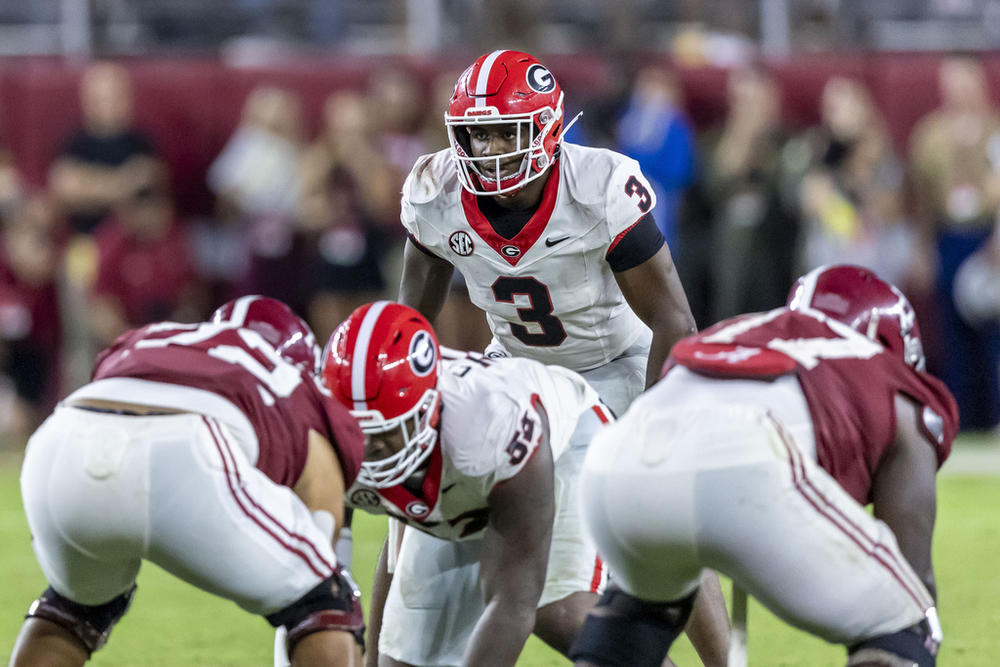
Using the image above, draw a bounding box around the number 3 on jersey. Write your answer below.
[625,175,652,213]
[492,276,567,346]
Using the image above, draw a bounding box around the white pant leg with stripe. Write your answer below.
[580,381,933,645]
[20,406,335,614]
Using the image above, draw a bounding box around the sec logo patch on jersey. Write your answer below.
[449,231,474,256]
[350,489,381,507]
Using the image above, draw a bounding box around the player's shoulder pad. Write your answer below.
[559,142,633,206]
[447,388,526,478]
[402,148,454,205]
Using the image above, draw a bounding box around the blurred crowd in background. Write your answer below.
[3,26,1000,446]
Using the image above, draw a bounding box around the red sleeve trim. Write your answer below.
[607,216,643,255]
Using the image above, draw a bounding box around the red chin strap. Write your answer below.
[428,397,443,431]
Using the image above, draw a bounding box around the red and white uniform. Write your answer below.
[402,143,657,415]
[581,308,957,644]
[20,322,363,614]
[350,349,610,665]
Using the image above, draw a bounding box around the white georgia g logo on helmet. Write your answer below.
[409,330,437,376]
[526,64,555,93]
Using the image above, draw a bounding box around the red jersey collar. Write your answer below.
[378,441,444,521]
[460,162,561,267]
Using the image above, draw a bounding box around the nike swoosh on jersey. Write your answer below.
[545,235,571,247]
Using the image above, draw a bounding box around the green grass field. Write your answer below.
[1,440,998,666]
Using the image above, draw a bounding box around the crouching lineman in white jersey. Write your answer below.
[570,265,956,667]
[11,296,366,667]
[322,301,617,667]
[395,49,728,664]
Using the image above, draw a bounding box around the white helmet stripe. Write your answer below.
[789,264,826,314]
[351,300,391,411]
[474,49,507,107]
[227,294,258,325]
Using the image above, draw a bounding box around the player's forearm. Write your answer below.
[645,316,693,387]
[645,332,675,388]
[396,285,448,324]
[364,539,393,667]
[397,241,453,323]
[683,570,731,667]
[462,600,537,667]
[886,512,937,602]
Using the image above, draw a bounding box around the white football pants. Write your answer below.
[580,370,934,645]
[378,403,609,666]
[21,406,336,615]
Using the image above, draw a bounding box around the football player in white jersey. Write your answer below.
[397,48,695,417]
[323,301,617,666]
[395,49,728,664]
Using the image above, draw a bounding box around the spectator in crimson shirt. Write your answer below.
[89,180,204,345]
[0,196,63,438]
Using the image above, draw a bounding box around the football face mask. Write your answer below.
[445,49,577,196]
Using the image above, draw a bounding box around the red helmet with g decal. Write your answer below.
[787,264,925,370]
[322,301,441,488]
[211,295,320,374]
[445,49,577,196]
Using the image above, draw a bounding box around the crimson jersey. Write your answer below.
[667,308,958,504]
[90,321,363,488]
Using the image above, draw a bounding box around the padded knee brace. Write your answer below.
[568,585,696,667]
[266,566,365,655]
[24,585,137,656]
[848,615,940,667]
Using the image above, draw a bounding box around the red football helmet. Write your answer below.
[322,301,441,488]
[787,264,925,370]
[211,295,320,373]
[445,49,577,196]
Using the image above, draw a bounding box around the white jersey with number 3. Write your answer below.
[402,142,657,371]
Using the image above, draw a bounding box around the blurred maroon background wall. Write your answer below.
[1,52,999,217]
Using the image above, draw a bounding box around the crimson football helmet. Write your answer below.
[322,301,441,488]
[210,295,321,373]
[787,264,925,370]
[445,49,579,196]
